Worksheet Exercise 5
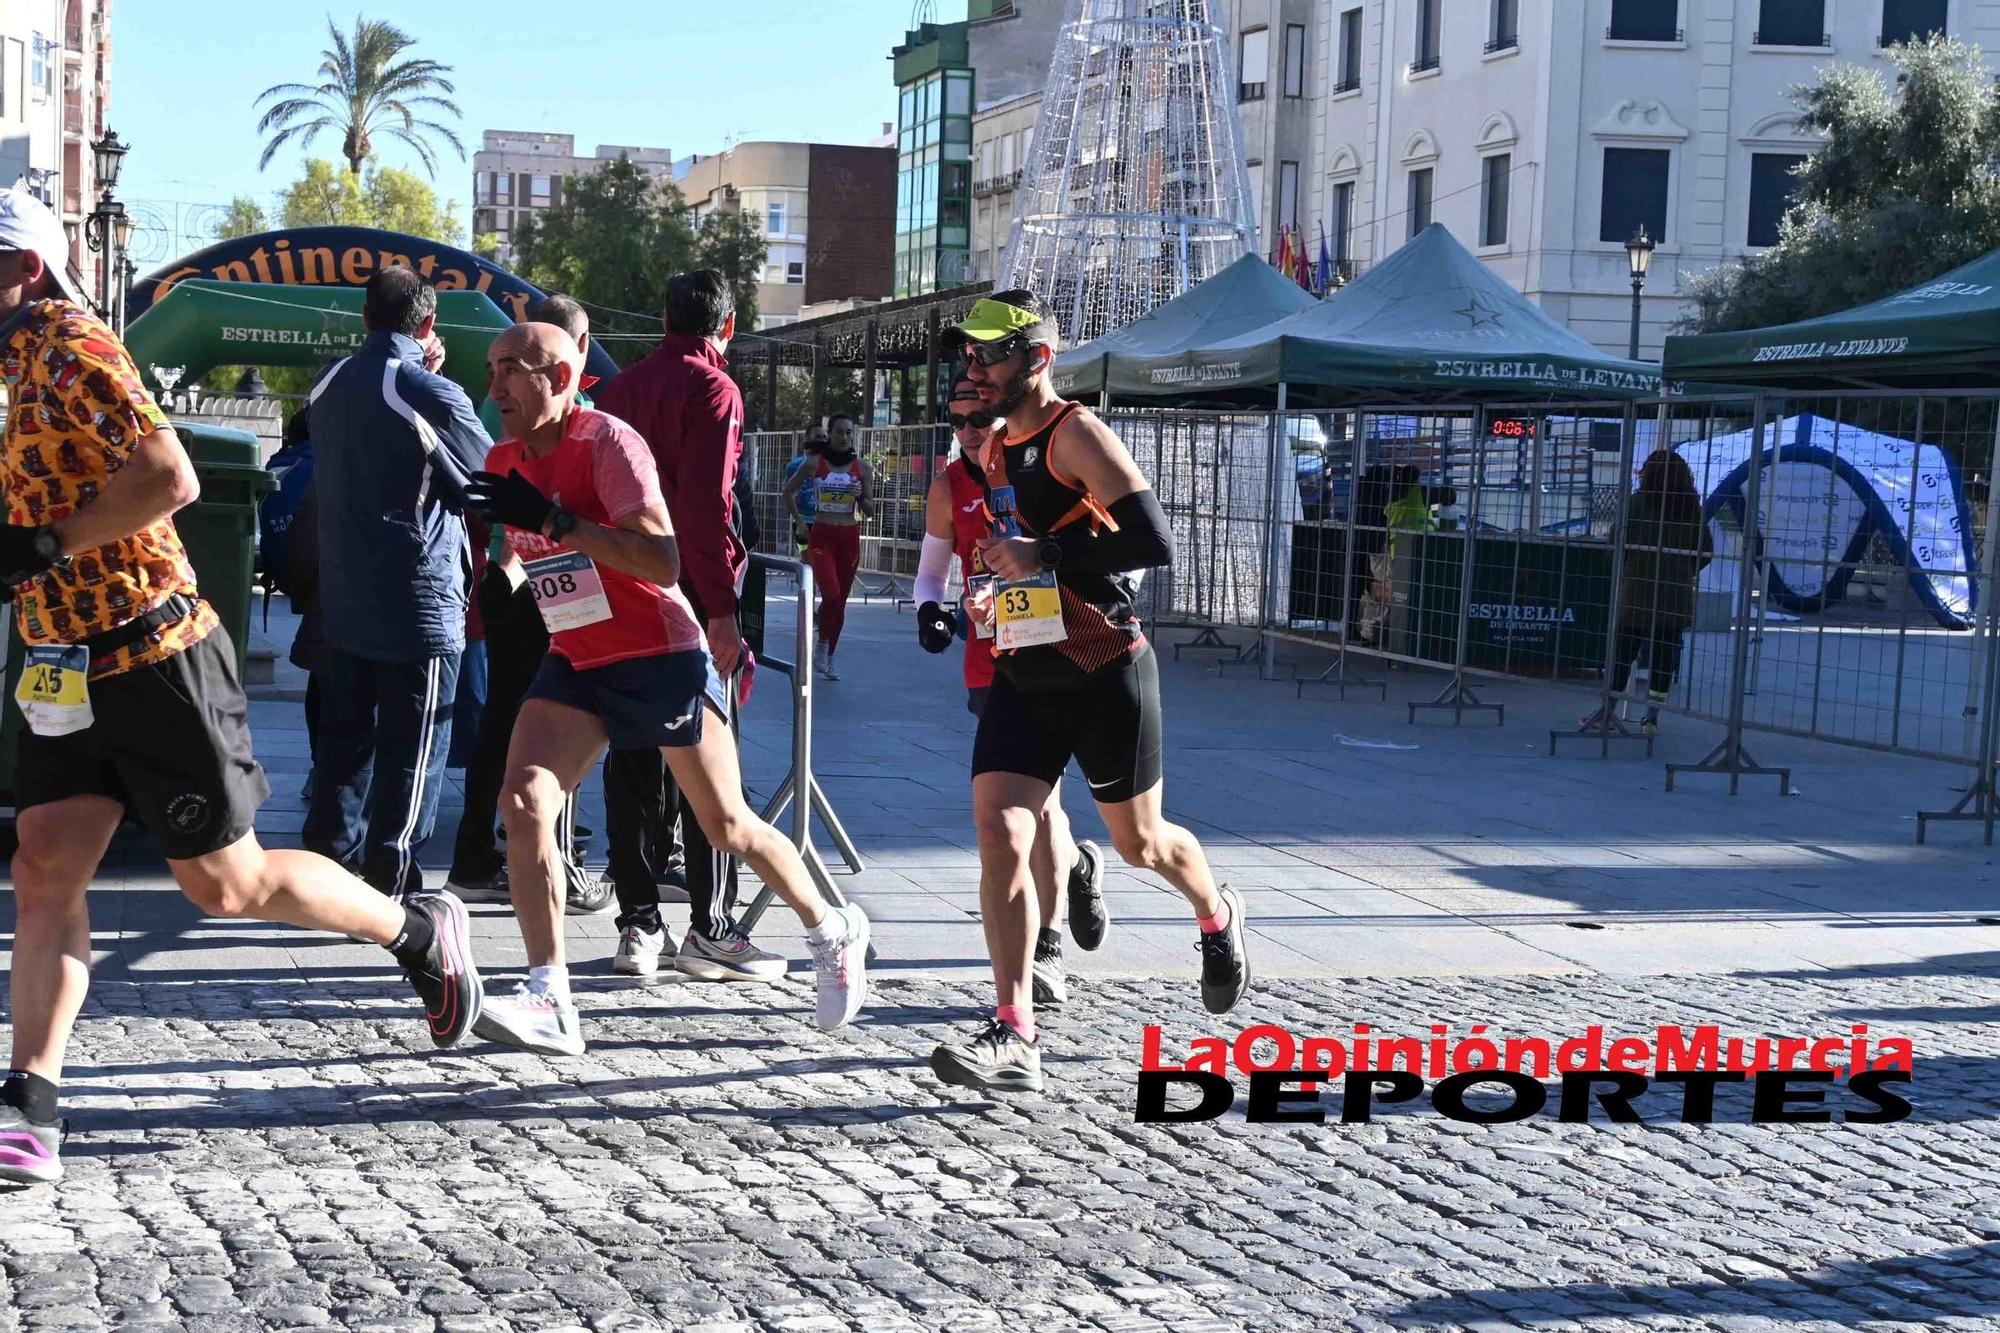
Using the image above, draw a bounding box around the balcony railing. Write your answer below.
[1333,73,1361,93]
[1753,29,1829,46]
[1485,34,1519,53]
[1408,53,1441,75]
[1238,81,1266,102]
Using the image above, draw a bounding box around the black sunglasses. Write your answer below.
[948,413,987,429]
[962,335,1029,367]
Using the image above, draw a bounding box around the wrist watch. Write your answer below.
[32,526,70,570]
[546,508,579,540]
[1035,536,1062,571]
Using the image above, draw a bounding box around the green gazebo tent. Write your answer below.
[1110,224,1664,406]
[1665,248,2000,389]
[1052,253,1317,399]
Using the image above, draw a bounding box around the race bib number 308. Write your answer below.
[523,551,614,632]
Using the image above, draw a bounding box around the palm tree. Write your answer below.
[255,16,464,179]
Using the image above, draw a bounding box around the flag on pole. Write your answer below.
[1316,222,1333,297]
[1275,224,1294,276]
[1295,226,1314,291]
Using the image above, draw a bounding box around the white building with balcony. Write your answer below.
[1222,0,2000,359]
[0,1,113,309]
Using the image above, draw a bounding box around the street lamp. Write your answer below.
[91,129,129,193]
[84,130,131,330]
[1625,225,1655,361]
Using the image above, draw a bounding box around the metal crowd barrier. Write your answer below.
[743,424,947,604]
[753,390,2000,841]
[734,552,868,933]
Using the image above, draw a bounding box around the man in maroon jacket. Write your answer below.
[593,270,781,982]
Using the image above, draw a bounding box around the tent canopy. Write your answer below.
[1109,224,1665,406]
[1052,254,1317,398]
[1665,248,2000,389]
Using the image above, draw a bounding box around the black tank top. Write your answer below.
[984,402,1144,688]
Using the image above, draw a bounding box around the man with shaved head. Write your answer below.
[464,323,872,1055]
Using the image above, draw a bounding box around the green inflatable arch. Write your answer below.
[123,279,514,431]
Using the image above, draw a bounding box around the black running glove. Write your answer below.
[466,470,554,535]
[917,600,956,653]
[0,524,51,586]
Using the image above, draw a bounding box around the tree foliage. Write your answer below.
[255,16,463,178]
[1684,36,2000,332]
[275,159,461,243]
[511,157,768,368]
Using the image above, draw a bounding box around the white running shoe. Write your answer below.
[808,902,870,1030]
[822,653,840,681]
[813,640,830,676]
[472,983,586,1056]
[613,922,672,978]
[676,923,790,982]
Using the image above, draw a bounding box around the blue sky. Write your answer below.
[113,1,913,261]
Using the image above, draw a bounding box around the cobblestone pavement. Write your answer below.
[2,961,1996,1332]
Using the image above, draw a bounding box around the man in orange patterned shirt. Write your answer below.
[0,186,486,1188]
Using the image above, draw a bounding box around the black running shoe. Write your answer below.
[931,1019,1044,1094]
[1198,886,1251,1015]
[399,891,485,1048]
[1067,839,1109,951]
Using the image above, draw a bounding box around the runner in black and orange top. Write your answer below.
[0,187,483,1186]
[914,379,1106,1013]
[927,292,1250,1094]
[783,412,874,681]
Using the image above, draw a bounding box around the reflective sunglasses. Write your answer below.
[962,335,1029,367]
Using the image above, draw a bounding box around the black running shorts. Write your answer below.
[15,627,271,860]
[971,645,1162,804]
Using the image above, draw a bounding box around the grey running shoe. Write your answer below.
[445,866,511,904]
[564,864,616,917]
[613,921,673,978]
[1031,933,1067,1009]
[931,1018,1044,1094]
[677,922,789,982]
[0,1105,63,1186]
[1066,840,1108,951]
[1198,885,1251,1015]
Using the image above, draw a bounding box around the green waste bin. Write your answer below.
[0,421,272,804]
[171,422,275,677]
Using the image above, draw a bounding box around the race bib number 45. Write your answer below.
[523,551,614,632]
[996,570,1066,650]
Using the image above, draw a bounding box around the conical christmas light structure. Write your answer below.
[1000,0,1258,346]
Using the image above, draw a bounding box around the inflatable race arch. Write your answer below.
[1671,414,1976,629]
[123,224,622,393]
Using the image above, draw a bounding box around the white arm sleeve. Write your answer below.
[915,532,955,605]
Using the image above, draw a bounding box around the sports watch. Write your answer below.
[32,526,70,571]
[1035,536,1063,571]
[546,508,579,541]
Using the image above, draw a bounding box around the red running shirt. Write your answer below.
[945,456,996,690]
[487,407,705,670]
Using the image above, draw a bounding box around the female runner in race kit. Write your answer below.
[928,293,1251,1094]
[784,412,874,681]
[914,379,1107,1010]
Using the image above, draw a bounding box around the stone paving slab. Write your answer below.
[1,967,1996,1332]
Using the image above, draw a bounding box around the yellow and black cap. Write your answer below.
[940,289,1061,358]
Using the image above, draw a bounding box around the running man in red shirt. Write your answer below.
[463,323,870,1056]
[914,380,1106,1013]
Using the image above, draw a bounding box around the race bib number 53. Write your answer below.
[523,551,614,632]
[996,570,1066,650]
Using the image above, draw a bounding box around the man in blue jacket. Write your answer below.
[304,267,491,899]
